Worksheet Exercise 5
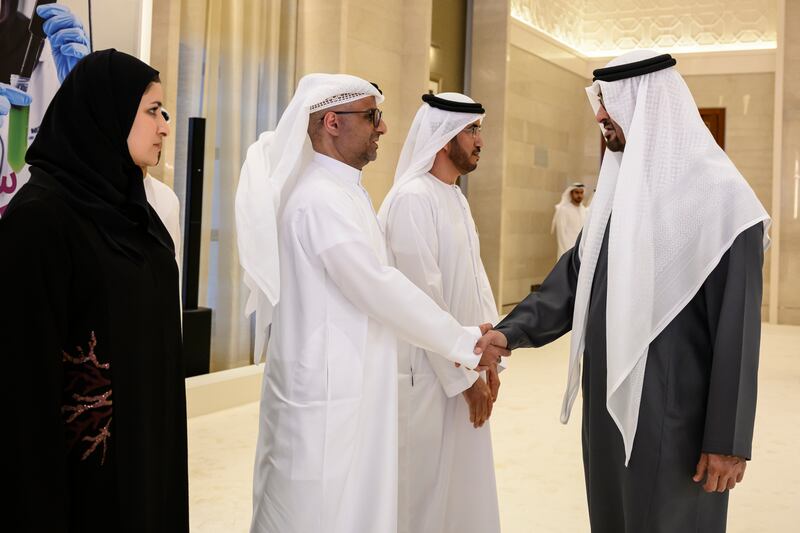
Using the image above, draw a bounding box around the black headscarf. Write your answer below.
[25,48,174,259]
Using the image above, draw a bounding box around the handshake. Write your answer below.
[460,323,510,429]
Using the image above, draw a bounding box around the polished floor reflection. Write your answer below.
[188,324,800,532]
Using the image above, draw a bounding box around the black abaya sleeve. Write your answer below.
[0,195,71,529]
[701,222,765,460]
[494,235,581,350]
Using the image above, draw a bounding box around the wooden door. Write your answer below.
[699,108,725,149]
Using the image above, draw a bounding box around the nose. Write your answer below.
[159,115,170,137]
[375,117,387,135]
[596,105,609,124]
[474,133,483,148]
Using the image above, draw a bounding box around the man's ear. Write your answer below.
[321,111,341,137]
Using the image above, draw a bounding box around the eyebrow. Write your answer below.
[148,101,163,107]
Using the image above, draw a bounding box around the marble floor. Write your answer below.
[188,324,800,532]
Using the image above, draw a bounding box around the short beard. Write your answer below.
[355,147,376,168]
[361,135,379,165]
[449,140,477,174]
[605,137,625,152]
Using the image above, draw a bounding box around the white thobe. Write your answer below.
[551,202,587,258]
[384,173,501,533]
[144,174,182,263]
[250,154,482,533]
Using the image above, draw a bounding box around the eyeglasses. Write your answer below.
[462,124,482,137]
[160,108,171,123]
[329,108,383,128]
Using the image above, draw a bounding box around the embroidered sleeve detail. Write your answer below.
[62,331,109,369]
[61,331,113,465]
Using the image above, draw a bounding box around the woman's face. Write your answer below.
[127,82,169,168]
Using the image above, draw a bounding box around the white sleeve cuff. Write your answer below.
[440,368,480,398]
[446,326,482,370]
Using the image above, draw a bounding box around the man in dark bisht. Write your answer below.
[0,49,188,532]
[476,50,770,532]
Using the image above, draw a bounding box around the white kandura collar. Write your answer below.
[426,172,459,189]
[312,151,362,186]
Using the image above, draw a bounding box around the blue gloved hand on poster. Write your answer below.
[0,83,33,129]
[37,4,91,83]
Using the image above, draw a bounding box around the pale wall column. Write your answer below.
[468,0,510,309]
[343,0,432,204]
[295,0,433,206]
[296,0,348,75]
[148,0,182,188]
[776,0,800,324]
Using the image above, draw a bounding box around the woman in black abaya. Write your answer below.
[0,49,188,532]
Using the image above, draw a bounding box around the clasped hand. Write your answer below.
[473,323,510,371]
[461,323,508,428]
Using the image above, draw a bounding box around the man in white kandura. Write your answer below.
[236,74,508,533]
[379,92,502,533]
[551,182,587,258]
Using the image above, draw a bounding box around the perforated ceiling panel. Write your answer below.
[510,0,777,57]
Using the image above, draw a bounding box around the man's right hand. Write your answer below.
[474,329,510,369]
[463,376,493,428]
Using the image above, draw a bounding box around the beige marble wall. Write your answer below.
[147,0,182,189]
[296,0,433,207]
[501,45,597,309]
[470,1,600,312]
[683,73,775,317]
[777,0,800,324]
[469,0,511,308]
